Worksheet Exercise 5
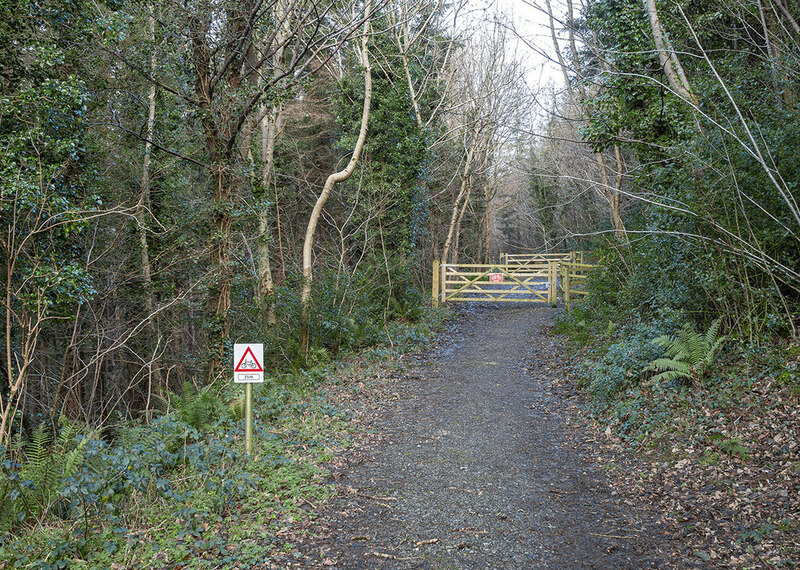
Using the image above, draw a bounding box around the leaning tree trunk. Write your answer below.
[300,1,373,359]
[643,0,698,106]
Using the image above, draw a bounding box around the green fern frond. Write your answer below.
[22,424,54,490]
[705,317,723,346]
[173,381,225,432]
[646,357,690,374]
[24,424,51,474]
[651,369,690,383]
[670,325,700,361]
[647,318,727,387]
[652,334,677,353]
[61,438,87,482]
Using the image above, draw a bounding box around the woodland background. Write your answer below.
[1,0,799,565]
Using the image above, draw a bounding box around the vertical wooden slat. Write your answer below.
[432,260,439,307]
[441,261,446,304]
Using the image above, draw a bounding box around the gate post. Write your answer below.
[564,264,572,311]
[432,260,439,307]
[547,261,557,306]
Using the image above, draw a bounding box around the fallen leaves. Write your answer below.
[576,374,800,567]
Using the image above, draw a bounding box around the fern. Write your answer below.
[8,418,90,527]
[21,424,56,511]
[173,381,225,433]
[646,318,727,386]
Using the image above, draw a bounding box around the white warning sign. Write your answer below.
[233,343,264,383]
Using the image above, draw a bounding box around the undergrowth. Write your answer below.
[0,306,451,569]
[553,262,800,566]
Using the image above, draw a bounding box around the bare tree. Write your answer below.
[543,0,628,240]
[254,0,295,327]
[388,0,465,130]
[440,19,533,263]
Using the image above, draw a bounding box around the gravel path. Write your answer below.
[302,305,674,568]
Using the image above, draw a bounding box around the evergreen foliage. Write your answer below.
[0,313,443,567]
[646,318,727,386]
[547,0,800,366]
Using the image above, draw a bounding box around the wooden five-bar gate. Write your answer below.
[432,252,594,309]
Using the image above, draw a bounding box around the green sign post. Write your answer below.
[233,343,264,456]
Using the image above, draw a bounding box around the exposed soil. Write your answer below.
[298,305,687,568]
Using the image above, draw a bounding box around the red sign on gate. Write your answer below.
[489,273,504,283]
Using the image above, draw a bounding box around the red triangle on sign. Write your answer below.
[235,346,263,372]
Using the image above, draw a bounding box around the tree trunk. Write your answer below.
[643,0,698,106]
[757,0,782,108]
[190,1,260,382]
[548,0,628,242]
[398,0,424,129]
[772,0,800,35]
[255,105,278,326]
[611,144,627,236]
[137,6,164,396]
[452,180,471,265]
[441,135,478,264]
[206,165,233,381]
[256,0,293,326]
[300,1,373,358]
[482,153,498,263]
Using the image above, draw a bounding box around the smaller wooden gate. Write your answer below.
[560,262,594,310]
[433,260,558,305]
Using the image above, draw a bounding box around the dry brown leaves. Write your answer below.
[585,379,800,568]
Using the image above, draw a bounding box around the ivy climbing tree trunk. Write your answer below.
[188,0,260,382]
[643,0,698,106]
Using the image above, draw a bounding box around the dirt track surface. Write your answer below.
[301,305,679,568]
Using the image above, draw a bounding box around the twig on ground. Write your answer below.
[365,552,418,560]
[589,532,638,539]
